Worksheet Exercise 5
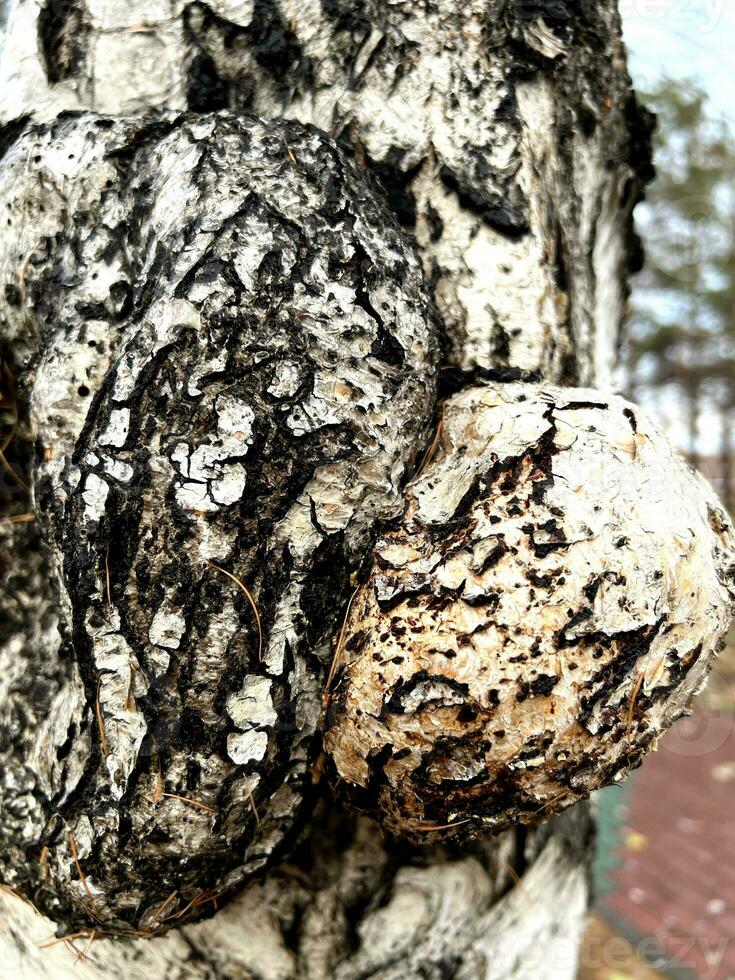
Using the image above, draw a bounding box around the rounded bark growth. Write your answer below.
[0,112,438,934]
[324,383,735,842]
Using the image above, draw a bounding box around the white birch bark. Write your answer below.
[0,109,440,935]
[0,0,655,386]
[0,800,591,979]
[0,1,725,978]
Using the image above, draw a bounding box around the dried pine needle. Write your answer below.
[646,654,667,689]
[286,0,297,30]
[0,445,28,491]
[411,410,444,483]
[145,738,215,815]
[0,882,40,913]
[143,890,179,929]
[104,543,112,607]
[248,787,260,827]
[626,671,646,745]
[0,366,29,491]
[163,888,219,923]
[95,681,110,759]
[68,832,96,907]
[3,512,34,524]
[149,738,164,805]
[324,586,359,703]
[78,929,98,962]
[535,791,569,814]
[37,930,95,951]
[505,862,533,908]
[625,657,667,752]
[207,562,263,661]
[414,817,471,832]
[161,793,216,815]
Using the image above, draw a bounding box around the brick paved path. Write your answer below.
[598,710,735,979]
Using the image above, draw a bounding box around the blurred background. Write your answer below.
[579,3,735,978]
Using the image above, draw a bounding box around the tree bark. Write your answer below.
[0,793,593,979]
[720,402,733,515]
[0,0,654,385]
[0,1,697,978]
[0,108,442,936]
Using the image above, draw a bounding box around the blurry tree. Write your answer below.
[626,79,735,507]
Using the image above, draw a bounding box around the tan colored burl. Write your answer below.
[325,382,735,842]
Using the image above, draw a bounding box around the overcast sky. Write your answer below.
[621,0,735,122]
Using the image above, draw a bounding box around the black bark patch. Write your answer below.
[186,50,230,111]
[462,591,501,610]
[439,164,529,238]
[184,0,313,108]
[0,116,32,163]
[38,0,86,84]
[529,673,560,697]
[4,284,21,307]
[577,619,666,723]
[249,0,308,80]
[623,92,656,274]
[558,607,593,647]
[623,407,637,433]
[514,0,574,33]
[425,202,444,243]
[491,321,512,364]
[367,152,422,229]
[370,324,406,367]
[524,518,570,558]
[475,539,509,575]
[557,401,608,411]
[381,671,470,719]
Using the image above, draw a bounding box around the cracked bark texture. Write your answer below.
[0,1,686,978]
[0,111,438,934]
[0,799,592,980]
[0,0,654,385]
[324,383,735,841]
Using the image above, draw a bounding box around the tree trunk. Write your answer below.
[0,0,654,387]
[686,377,701,471]
[0,1,676,977]
[720,401,733,515]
